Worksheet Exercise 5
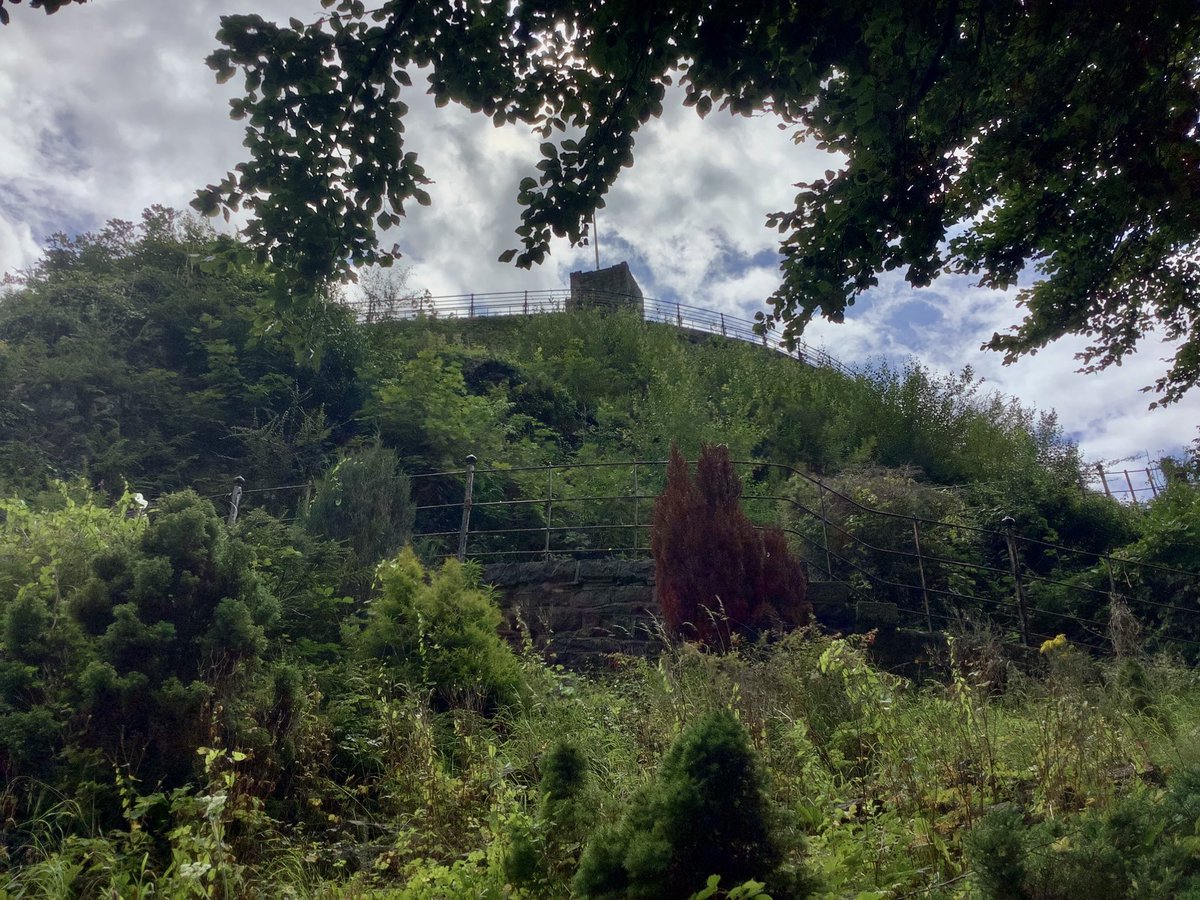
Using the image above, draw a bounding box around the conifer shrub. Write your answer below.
[651,444,809,648]
[966,768,1200,899]
[305,443,415,572]
[0,490,293,831]
[505,741,591,891]
[358,548,523,712]
[573,709,797,899]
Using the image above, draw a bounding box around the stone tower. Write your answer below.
[568,261,644,314]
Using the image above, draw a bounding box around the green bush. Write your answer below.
[505,740,591,892]
[573,708,795,899]
[966,768,1200,899]
[305,443,415,573]
[357,548,523,711]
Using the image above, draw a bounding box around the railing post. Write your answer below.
[912,520,932,632]
[676,302,683,327]
[720,313,726,336]
[544,464,553,560]
[523,290,528,315]
[456,454,477,562]
[469,293,475,319]
[1123,469,1137,505]
[817,480,833,578]
[632,463,640,553]
[227,475,245,528]
[1001,515,1030,646]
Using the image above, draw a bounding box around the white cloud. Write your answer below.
[1,1,1194,464]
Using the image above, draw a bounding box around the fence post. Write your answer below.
[1123,469,1138,505]
[632,463,640,553]
[227,475,245,528]
[1095,462,1113,499]
[1146,468,1159,499]
[456,454,477,562]
[720,313,726,336]
[544,464,554,560]
[912,520,933,632]
[1001,515,1031,646]
[523,290,528,316]
[817,480,833,578]
[676,302,683,327]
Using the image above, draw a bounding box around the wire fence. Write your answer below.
[1083,463,1173,505]
[190,451,1199,655]
[400,456,1200,655]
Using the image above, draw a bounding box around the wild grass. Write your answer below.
[5,629,1200,898]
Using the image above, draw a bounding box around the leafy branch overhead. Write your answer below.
[0,0,85,27]
[199,1,1200,403]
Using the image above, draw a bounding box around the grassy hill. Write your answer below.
[2,213,1200,897]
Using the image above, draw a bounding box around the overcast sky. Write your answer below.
[1,0,1195,474]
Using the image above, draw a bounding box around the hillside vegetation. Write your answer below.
[2,212,1200,897]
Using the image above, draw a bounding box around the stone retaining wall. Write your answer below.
[484,559,661,667]
[483,559,888,667]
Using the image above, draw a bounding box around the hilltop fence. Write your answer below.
[338,288,857,377]
[339,286,1184,505]
[1084,463,1173,505]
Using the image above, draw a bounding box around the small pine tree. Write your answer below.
[305,443,415,571]
[574,709,793,899]
[358,549,524,712]
[651,444,809,648]
[505,741,591,891]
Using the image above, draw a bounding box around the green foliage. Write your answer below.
[966,769,1200,899]
[1110,483,1200,650]
[0,488,299,840]
[574,708,791,899]
[305,443,415,577]
[367,348,539,470]
[783,465,984,616]
[0,209,359,498]
[358,549,523,711]
[206,5,1200,401]
[504,741,591,892]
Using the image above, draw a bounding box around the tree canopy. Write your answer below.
[0,0,84,26]
[196,1,1200,403]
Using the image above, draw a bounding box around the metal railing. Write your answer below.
[404,455,1200,654]
[190,453,1200,654]
[339,288,857,377]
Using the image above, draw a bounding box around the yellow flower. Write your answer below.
[1039,634,1068,654]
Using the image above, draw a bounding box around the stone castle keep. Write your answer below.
[568,261,644,314]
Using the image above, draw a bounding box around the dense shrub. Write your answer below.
[651,444,809,648]
[573,708,795,899]
[966,768,1200,899]
[357,548,523,711]
[0,490,296,836]
[505,741,591,891]
[305,443,415,571]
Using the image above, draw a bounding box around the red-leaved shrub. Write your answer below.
[650,444,810,648]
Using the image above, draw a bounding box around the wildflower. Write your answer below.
[1039,634,1068,654]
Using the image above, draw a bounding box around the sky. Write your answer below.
[0,0,1195,477]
